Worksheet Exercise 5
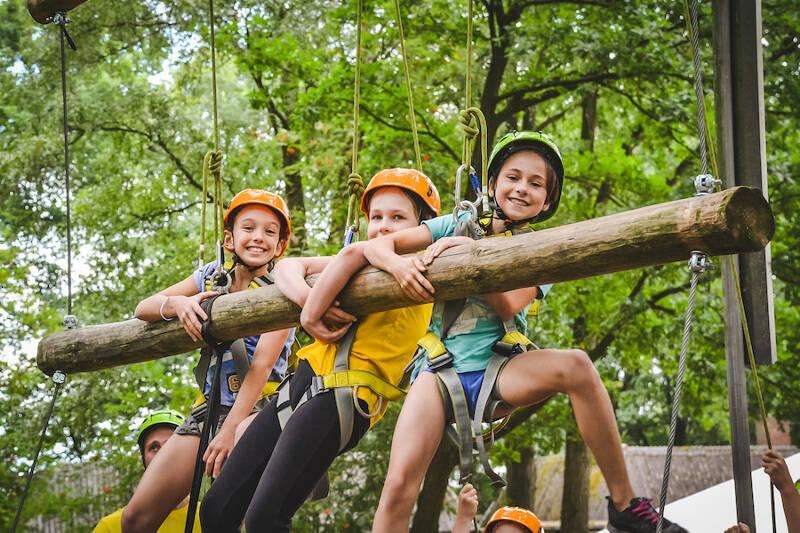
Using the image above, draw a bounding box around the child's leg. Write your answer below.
[243,389,370,531]
[199,397,284,532]
[372,372,446,533]
[121,433,198,532]
[496,348,634,511]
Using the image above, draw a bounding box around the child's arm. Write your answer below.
[363,225,436,303]
[763,450,800,533]
[274,256,356,343]
[203,328,291,478]
[134,276,218,342]
[452,483,479,533]
[420,233,539,321]
[299,243,369,343]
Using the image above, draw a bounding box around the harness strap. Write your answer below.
[333,325,358,453]
[472,353,511,487]
[435,366,474,485]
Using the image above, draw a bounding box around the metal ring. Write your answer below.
[452,199,478,221]
[352,386,383,418]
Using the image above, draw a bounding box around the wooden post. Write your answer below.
[713,0,772,528]
[37,187,773,375]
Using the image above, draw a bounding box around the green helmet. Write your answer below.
[488,130,565,223]
[136,409,184,453]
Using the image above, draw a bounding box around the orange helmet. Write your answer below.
[360,168,441,218]
[224,189,292,241]
[485,507,544,533]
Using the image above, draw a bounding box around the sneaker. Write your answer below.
[606,496,689,533]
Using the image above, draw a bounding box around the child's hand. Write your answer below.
[389,256,434,302]
[169,291,219,342]
[204,424,235,478]
[763,450,795,494]
[322,300,357,326]
[301,306,353,344]
[453,483,479,533]
[422,236,474,266]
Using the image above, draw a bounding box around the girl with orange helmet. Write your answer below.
[121,189,296,532]
[200,169,439,532]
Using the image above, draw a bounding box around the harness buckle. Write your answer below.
[427,351,454,372]
[492,341,525,358]
[309,375,328,397]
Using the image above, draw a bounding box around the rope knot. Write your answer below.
[207,150,224,176]
[458,109,479,139]
[347,173,365,197]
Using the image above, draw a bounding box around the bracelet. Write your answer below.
[159,296,175,321]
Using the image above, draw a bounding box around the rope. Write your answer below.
[656,259,704,533]
[12,372,67,533]
[457,0,489,212]
[680,1,775,529]
[14,15,76,529]
[393,0,422,171]
[199,0,226,265]
[344,0,365,245]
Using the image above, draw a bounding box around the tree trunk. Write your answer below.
[283,145,307,252]
[410,440,458,533]
[38,187,774,374]
[506,447,536,510]
[560,433,591,533]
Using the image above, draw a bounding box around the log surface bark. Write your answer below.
[37,187,774,375]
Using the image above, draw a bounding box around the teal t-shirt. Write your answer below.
[421,213,551,373]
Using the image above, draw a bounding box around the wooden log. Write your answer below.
[27,0,88,24]
[37,186,774,375]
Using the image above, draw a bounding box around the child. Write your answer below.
[120,189,295,532]
[199,168,439,532]
[337,132,688,533]
[94,410,200,533]
[453,483,544,533]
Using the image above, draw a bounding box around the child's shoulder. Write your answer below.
[423,213,458,240]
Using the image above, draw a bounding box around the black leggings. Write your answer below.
[199,360,370,532]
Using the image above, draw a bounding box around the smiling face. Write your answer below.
[224,204,287,267]
[140,425,174,468]
[489,150,551,223]
[366,187,421,240]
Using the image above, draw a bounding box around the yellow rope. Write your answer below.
[345,0,365,240]
[393,0,423,171]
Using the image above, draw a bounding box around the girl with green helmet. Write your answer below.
[332,130,685,533]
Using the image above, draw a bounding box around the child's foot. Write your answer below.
[606,497,688,533]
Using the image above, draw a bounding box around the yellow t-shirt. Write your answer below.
[92,504,201,533]
[298,304,432,425]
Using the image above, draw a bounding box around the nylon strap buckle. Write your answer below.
[427,351,454,372]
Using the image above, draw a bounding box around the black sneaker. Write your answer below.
[606,496,689,533]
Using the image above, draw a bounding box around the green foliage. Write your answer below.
[1,0,798,529]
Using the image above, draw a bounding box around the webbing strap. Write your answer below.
[275,375,294,430]
[320,370,406,401]
[436,367,474,484]
[333,325,358,452]
[472,354,510,487]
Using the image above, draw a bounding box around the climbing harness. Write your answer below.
[656,2,776,531]
[415,221,540,487]
[190,262,282,408]
[13,10,78,531]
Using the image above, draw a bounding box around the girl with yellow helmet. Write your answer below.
[120,189,296,532]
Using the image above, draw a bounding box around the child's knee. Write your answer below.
[564,349,598,389]
[382,470,420,507]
